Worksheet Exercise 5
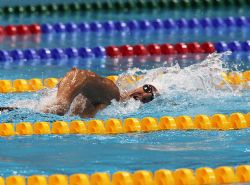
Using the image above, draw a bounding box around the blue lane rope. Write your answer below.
[40,16,250,34]
[1,16,250,37]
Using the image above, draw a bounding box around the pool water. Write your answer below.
[1,27,250,50]
[0,52,249,177]
[1,130,250,177]
[0,0,249,180]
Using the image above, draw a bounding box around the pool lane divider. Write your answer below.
[0,112,250,137]
[1,165,250,185]
[2,40,250,62]
[0,42,216,61]
[1,16,250,36]
[0,70,250,93]
[0,0,248,16]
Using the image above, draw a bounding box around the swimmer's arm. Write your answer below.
[71,77,118,118]
[82,77,120,103]
[45,67,118,117]
[0,107,17,112]
[56,68,91,102]
[46,68,96,115]
[70,94,107,118]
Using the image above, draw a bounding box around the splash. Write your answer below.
[8,51,243,118]
[116,52,233,96]
[9,86,58,111]
[98,51,245,117]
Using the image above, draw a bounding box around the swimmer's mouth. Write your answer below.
[133,93,157,103]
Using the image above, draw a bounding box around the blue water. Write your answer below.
[0,54,249,177]
[0,1,249,180]
[0,130,250,177]
[1,27,250,50]
[0,52,249,79]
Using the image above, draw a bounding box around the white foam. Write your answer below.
[116,52,232,95]
[11,52,241,116]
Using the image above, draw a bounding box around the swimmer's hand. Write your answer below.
[0,107,17,114]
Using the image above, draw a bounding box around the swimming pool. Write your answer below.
[0,1,250,185]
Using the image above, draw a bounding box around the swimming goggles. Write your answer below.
[143,84,157,101]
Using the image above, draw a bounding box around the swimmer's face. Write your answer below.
[129,84,158,103]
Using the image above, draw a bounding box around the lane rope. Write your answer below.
[1,40,250,61]
[1,165,250,185]
[1,16,250,36]
[0,0,248,16]
[0,112,249,137]
[0,70,249,93]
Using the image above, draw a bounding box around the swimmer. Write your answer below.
[0,67,158,118]
[44,67,158,117]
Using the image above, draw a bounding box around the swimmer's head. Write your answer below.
[129,84,159,103]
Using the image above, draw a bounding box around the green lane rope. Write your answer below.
[0,0,249,16]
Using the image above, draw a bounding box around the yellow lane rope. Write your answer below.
[0,71,249,93]
[1,165,250,185]
[0,112,249,137]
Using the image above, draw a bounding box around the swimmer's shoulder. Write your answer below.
[79,68,120,100]
[102,77,120,101]
[79,69,99,79]
[69,67,98,78]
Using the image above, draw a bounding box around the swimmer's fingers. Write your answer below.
[0,107,17,112]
